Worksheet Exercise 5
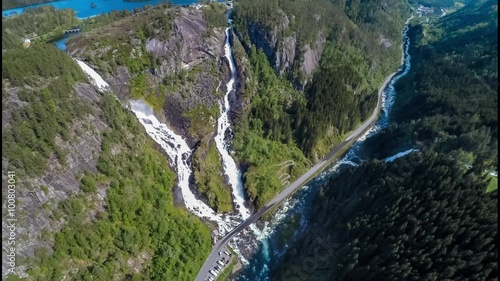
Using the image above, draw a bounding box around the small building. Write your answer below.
[23,38,31,48]
[211,230,219,245]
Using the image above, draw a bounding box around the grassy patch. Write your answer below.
[130,73,166,112]
[193,138,232,213]
[234,128,310,209]
[183,104,219,140]
[486,174,497,193]
[201,2,228,30]
[40,185,49,195]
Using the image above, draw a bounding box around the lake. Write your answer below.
[2,0,200,19]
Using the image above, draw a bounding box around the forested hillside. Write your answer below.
[2,6,79,50]
[364,0,498,172]
[274,151,498,280]
[230,0,411,208]
[64,3,238,213]
[2,42,211,280]
[273,0,498,279]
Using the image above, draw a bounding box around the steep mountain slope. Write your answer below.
[66,3,236,213]
[228,0,412,208]
[273,0,498,279]
[364,0,498,170]
[2,37,211,281]
[274,151,498,280]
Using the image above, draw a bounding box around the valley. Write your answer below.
[2,0,497,280]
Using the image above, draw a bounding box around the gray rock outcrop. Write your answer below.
[2,84,107,278]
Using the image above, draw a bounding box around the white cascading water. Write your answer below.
[213,24,252,221]
[75,18,257,263]
[74,59,242,236]
[128,100,234,232]
[384,148,419,162]
[75,59,110,92]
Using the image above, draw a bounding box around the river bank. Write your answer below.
[231,15,414,281]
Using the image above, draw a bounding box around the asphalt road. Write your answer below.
[193,67,401,281]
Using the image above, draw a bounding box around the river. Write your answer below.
[234,17,415,281]
[53,1,414,278]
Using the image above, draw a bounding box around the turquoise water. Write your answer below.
[2,0,198,19]
[52,34,72,51]
[3,0,203,50]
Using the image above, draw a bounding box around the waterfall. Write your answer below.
[74,59,243,236]
[384,149,419,162]
[213,25,252,221]
[74,59,109,92]
[73,21,256,258]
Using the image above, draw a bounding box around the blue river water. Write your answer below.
[2,0,198,19]
[235,21,413,281]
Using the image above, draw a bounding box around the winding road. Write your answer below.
[194,66,402,281]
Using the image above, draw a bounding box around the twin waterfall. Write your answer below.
[75,15,417,274]
[74,21,252,252]
[129,24,251,237]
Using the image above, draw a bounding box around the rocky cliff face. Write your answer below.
[2,83,107,278]
[145,8,224,76]
[235,8,326,87]
[301,34,326,77]
[66,4,244,214]
[67,6,231,146]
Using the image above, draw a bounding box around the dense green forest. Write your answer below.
[2,44,88,175]
[2,6,79,50]
[232,0,412,160]
[274,151,498,280]
[24,95,211,281]
[364,0,498,172]
[2,43,211,280]
[232,44,310,208]
[273,0,498,279]
[231,0,411,207]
